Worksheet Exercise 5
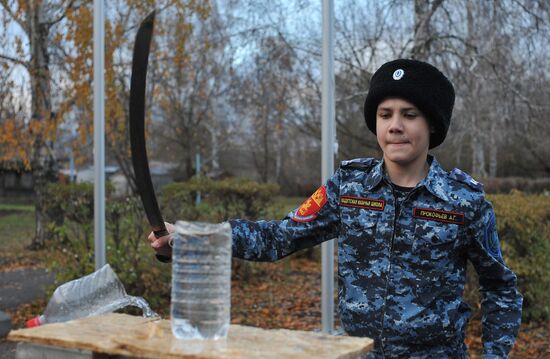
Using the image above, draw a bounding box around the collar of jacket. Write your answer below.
[364,155,450,202]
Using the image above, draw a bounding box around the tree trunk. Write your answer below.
[464,0,487,178]
[262,113,269,183]
[274,126,282,184]
[411,0,443,60]
[29,3,57,249]
[31,141,57,249]
[488,119,498,177]
[412,0,430,60]
[209,124,220,175]
[471,128,487,178]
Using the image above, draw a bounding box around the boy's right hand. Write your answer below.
[147,222,175,259]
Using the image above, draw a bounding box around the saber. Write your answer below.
[129,10,171,263]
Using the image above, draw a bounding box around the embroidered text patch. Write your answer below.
[340,196,385,211]
[413,208,464,225]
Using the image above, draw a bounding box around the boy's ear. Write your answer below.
[430,125,436,134]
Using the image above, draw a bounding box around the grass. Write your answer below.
[0,194,305,270]
[0,201,36,264]
[0,204,34,243]
[0,202,34,212]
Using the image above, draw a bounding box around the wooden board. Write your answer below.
[8,313,373,359]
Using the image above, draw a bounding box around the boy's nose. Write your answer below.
[388,116,404,133]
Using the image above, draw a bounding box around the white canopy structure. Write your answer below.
[93,0,337,332]
[321,0,336,334]
[93,0,105,270]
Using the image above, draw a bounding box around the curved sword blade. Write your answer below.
[129,10,171,262]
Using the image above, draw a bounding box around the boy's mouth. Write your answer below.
[388,141,409,145]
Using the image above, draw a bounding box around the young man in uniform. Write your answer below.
[149,59,522,358]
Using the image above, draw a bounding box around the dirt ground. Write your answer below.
[230,258,550,358]
[1,255,548,358]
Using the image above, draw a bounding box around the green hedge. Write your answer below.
[465,192,550,322]
[490,192,550,321]
[43,183,170,310]
[41,178,279,313]
[160,177,279,222]
[42,182,549,322]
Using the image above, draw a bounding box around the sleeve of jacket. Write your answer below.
[229,169,341,262]
[466,198,523,358]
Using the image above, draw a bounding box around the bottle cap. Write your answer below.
[25,316,42,328]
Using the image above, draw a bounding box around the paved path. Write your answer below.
[0,268,55,359]
[0,340,15,359]
[0,268,54,311]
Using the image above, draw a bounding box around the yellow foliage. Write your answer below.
[1,0,213,169]
[14,36,24,57]
[0,118,31,168]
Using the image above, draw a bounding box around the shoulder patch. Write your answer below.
[449,168,484,192]
[291,186,328,223]
[483,211,502,259]
[340,158,376,170]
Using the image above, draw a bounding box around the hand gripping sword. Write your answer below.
[129,10,171,263]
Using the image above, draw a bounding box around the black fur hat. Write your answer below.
[364,59,455,149]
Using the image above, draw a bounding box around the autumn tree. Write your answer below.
[229,35,297,183]
[148,1,236,181]
[0,0,213,247]
[0,0,84,248]
[58,1,211,192]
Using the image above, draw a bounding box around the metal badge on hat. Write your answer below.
[393,69,404,80]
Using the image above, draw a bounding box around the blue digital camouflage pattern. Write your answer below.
[230,156,522,358]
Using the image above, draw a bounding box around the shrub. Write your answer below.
[43,183,171,312]
[160,177,280,281]
[160,177,279,223]
[465,192,550,322]
[490,192,550,321]
[41,178,279,314]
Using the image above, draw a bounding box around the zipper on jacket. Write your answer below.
[379,186,418,358]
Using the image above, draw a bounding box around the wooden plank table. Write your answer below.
[8,313,373,358]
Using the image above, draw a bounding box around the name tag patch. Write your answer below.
[413,208,464,225]
[340,196,385,211]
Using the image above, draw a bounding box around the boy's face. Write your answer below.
[376,98,431,166]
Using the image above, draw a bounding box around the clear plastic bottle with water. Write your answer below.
[171,221,232,340]
[26,264,157,328]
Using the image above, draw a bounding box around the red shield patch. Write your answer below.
[292,186,328,222]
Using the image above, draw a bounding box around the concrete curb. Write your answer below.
[0,310,12,338]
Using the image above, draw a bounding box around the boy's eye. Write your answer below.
[378,113,391,119]
[404,112,417,118]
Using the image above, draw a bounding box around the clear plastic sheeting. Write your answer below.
[171,221,232,340]
[26,264,157,327]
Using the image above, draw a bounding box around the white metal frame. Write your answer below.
[92,0,336,330]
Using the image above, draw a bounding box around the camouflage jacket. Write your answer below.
[230,156,522,358]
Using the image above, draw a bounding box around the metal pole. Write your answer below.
[93,0,106,270]
[196,152,201,205]
[69,149,75,183]
[321,0,335,334]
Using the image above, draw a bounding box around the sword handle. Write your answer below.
[155,254,171,263]
[154,228,172,263]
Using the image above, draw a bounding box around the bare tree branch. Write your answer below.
[45,0,78,27]
[0,0,28,33]
[0,53,29,68]
[509,0,548,26]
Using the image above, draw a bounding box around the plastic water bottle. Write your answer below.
[26,264,157,327]
[171,221,232,340]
